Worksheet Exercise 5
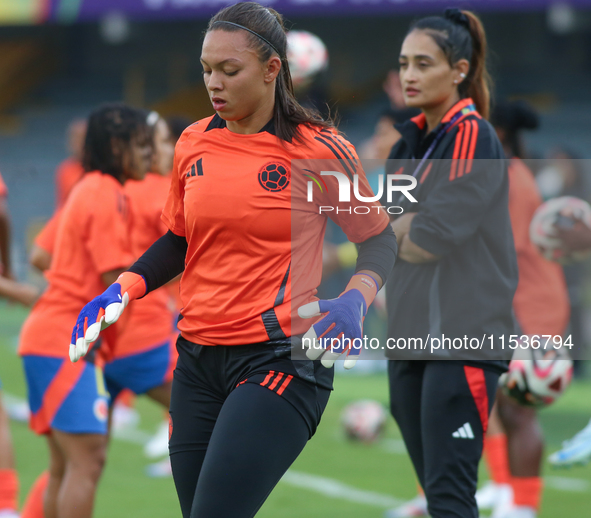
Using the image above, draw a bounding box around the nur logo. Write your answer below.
[304,170,418,203]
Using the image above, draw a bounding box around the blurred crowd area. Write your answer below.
[1,2,591,371]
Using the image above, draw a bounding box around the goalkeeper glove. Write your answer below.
[70,272,146,362]
[298,273,379,369]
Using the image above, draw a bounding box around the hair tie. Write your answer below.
[444,8,470,30]
[212,20,281,57]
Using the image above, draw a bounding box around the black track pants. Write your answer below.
[169,337,331,518]
[388,360,500,518]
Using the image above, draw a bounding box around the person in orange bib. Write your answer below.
[70,3,397,517]
[18,103,150,518]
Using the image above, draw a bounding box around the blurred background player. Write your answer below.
[546,200,591,469]
[54,119,87,211]
[107,111,177,474]
[474,100,570,518]
[536,147,588,376]
[384,9,517,518]
[18,103,150,518]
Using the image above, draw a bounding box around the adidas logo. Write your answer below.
[452,422,475,439]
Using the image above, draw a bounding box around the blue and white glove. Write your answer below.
[70,272,146,362]
[298,273,379,369]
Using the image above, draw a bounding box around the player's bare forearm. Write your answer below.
[398,234,440,263]
[0,276,39,306]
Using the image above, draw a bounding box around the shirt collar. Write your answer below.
[395,97,476,155]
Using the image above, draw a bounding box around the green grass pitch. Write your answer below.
[1,301,590,517]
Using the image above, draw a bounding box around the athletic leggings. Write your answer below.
[388,360,500,518]
[169,338,331,518]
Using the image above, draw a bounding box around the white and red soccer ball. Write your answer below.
[341,399,387,442]
[500,346,573,408]
[286,30,328,88]
[529,195,591,264]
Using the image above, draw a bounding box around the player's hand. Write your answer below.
[298,273,379,370]
[70,272,146,362]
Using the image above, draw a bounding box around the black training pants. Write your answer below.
[169,337,331,518]
[388,360,500,518]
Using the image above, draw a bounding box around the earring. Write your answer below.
[454,79,459,84]
[460,72,466,78]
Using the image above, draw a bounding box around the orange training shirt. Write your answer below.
[161,116,389,346]
[508,158,570,336]
[19,172,135,358]
[34,211,61,255]
[115,173,175,356]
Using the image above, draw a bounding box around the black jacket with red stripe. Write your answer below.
[384,99,517,372]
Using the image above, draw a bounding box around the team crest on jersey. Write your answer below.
[258,162,290,192]
[93,397,109,422]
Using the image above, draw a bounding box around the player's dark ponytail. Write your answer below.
[83,103,148,181]
[409,8,492,119]
[207,2,333,143]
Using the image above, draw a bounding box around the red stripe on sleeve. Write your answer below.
[260,371,275,387]
[457,121,473,178]
[449,123,465,181]
[268,372,284,391]
[464,365,490,446]
[276,375,294,396]
[466,120,479,174]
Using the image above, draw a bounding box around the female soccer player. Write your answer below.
[18,103,150,518]
[477,101,570,518]
[383,9,517,518]
[105,111,177,427]
[70,3,397,517]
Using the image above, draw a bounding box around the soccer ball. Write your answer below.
[500,346,573,408]
[529,196,591,264]
[341,400,387,443]
[286,30,329,88]
[258,163,290,192]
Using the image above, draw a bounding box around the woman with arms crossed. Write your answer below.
[384,9,517,518]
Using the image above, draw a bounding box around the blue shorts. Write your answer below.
[104,341,173,402]
[22,355,110,435]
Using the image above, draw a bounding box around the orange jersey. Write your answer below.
[508,158,569,336]
[115,173,175,356]
[55,158,84,209]
[162,115,389,346]
[19,172,134,358]
[34,210,61,254]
